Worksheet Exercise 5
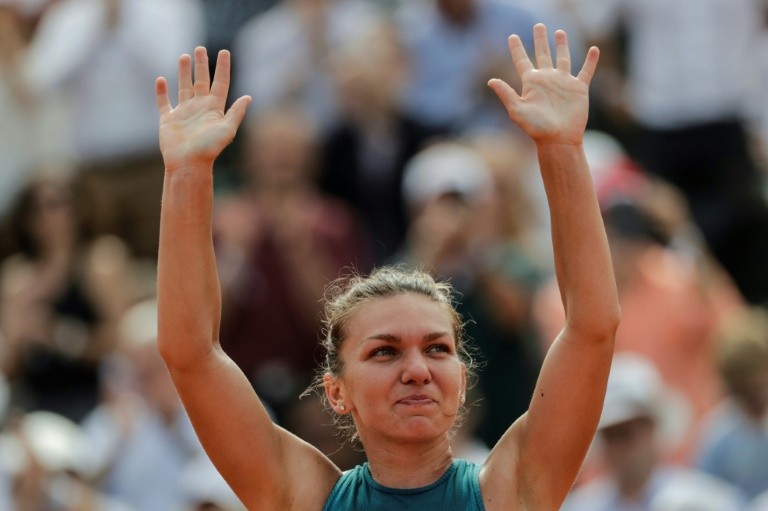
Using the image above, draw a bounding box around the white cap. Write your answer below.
[600,354,664,429]
[118,298,158,348]
[583,130,626,188]
[402,143,492,210]
[600,354,691,447]
[19,411,86,473]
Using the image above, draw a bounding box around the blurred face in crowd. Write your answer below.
[127,342,180,419]
[413,193,475,252]
[731,368,768,420]
[437,0,476,25]
[326,293,466,446]
[245,110,317,191]
[331,25,407,125]
[599,416,657,490]
[28,181,76,250]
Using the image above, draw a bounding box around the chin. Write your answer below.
[385,416,453,444]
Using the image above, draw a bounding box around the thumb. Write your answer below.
[487,78,520,114]
[224,95,253,131]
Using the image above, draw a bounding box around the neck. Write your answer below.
[362,434,454,488]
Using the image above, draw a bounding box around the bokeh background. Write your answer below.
[2,0,768,509]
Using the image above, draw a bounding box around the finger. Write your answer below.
[178,54,193,103]
[155,77,172,116]
[577,46,600,86]
[487,78,520,114]
[224,95,253,133]
[210,49,231,110]
[508,35,533,77]
[533,23,553,69]
[554,29,571,73]
[193,46,210,97]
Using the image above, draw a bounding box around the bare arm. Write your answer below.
[156,48,339,510]
[481,25,619,510]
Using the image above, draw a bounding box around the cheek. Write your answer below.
[438,359,465,392]
[343,365,395,410]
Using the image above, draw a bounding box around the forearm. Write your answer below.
[157,166,222,368]
[537,142,619,338]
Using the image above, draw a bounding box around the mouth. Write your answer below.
[397,395,436,406]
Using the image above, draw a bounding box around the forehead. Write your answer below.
[343,293,455,343]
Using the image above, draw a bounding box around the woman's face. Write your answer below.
[29,182,76,247]
[326,293,466,446]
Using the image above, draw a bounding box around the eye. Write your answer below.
[427,344,452,354]
[370,346,397,357]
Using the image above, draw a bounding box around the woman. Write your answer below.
[155,24,619,510]
[1,174,134,422]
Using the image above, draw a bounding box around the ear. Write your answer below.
[323,373,351,414]
[460,363,467,405]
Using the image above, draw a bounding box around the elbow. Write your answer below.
[566,303,621,345]
[157,331,217,372]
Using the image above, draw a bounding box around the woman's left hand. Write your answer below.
[488,24,598,147]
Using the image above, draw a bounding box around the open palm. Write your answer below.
[156,47,251,173]
[488,24,598,146]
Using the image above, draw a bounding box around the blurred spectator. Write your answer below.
[22,0,204,258]
[534,156,744,461]
[397,140,543,446]
[80,299,205,511]
[571,0,768,306]
[0,174,135,423]
[394,0,539,133]
[233,0,381,133]
[562,354,745,511]
[696,307,768,499]
[5,410,134,510]
[214,106,371,419]
[321,21,445,264]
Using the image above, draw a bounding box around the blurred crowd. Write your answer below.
[2,0,768,509]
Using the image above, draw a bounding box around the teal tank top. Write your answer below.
[322,459,486,511]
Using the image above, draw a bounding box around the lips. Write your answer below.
[397,394,436,406]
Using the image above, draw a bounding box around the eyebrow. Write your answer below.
[360,331,451,346]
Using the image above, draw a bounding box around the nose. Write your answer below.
[400,349,432,385]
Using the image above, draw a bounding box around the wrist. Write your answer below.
[535,139,585,155]
[163,160,214,177]
[534,134,584,149]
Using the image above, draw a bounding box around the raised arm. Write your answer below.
[156,48,339,510]
[481,25,619,510]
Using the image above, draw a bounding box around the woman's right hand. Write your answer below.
[156,47,251,173]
